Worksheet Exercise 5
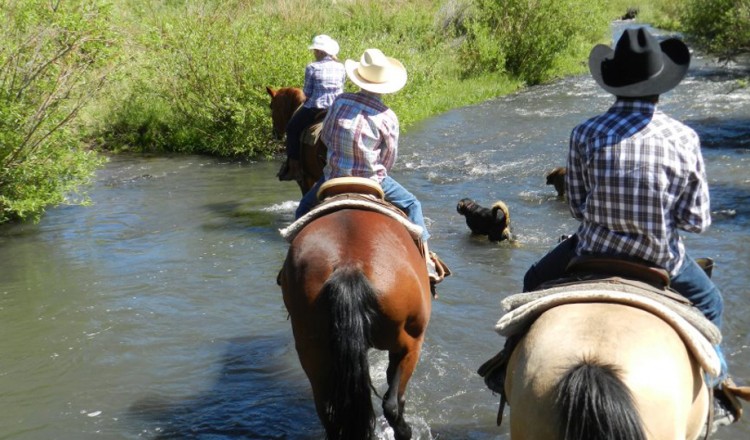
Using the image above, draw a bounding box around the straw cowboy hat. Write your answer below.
[308,34,339,57]
[345,48,407,94]
[589,27,690,97]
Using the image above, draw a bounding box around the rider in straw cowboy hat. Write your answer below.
[296,48,450,290]
[279,34,346,181]
[522,27,749,432]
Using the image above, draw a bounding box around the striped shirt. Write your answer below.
[302,56,346,109]
[321,92,399,183]
[567,99,711,275]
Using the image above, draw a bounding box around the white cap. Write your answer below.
[308,35,339,57]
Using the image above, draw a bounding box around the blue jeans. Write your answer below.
[295,175,430,241]
[522,235,578,292]
[671,254,727,385]
[285,106,321,160]
[523,234,727,382]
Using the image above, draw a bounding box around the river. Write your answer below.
[1,26,749,439]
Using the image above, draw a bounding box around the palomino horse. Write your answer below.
[266,86,326,195]
[503,302,709,439]
[479,266,719,440]
[279,207,432,440]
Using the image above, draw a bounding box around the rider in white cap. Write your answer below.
[279,35,346,181]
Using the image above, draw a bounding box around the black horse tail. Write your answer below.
[555,358,647,440]
[318,265,380,440]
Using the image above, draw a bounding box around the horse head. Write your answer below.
[266,86,305,140]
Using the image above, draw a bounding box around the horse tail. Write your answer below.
[318,265,380,440]
[555,358,647,440]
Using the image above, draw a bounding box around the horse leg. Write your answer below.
[293,329,339,438]
[383,345,421,440]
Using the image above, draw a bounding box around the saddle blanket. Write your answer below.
[279,196,424,243]
[495,279,722,377]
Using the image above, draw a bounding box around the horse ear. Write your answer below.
[266,86,276,97]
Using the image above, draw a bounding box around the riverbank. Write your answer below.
[2,0,747,224]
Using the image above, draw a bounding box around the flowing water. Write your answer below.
[2,26,749,439]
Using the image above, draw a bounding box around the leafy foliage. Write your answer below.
[0,0,116,222]
[457,0,607,85]
[5,0,744,224]
[681,0,750,59]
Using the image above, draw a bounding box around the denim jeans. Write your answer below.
[295,175,430,241]
[523,234,728,383]
[671,254,727,384]
[522,235,578,292]
[285,107,320,160]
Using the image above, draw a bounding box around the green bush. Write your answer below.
[0,0,116,222]
[458,0,607,85]
[681,0,750,58]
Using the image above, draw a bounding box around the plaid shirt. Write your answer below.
[321,92,398,183]
[302,56,346,109]
[568,99,711,275]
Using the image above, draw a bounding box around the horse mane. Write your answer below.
[278,87,305,113]
[555,357,647,440]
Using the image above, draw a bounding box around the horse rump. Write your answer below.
[555,358,647,440]
[317,265,381,440]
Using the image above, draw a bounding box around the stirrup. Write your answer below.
[428,252,451,283]
[704,377,750,436]
[428,252,452,298]
[719,377,750,421]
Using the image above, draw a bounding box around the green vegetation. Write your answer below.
[681,0,750,59]
[0,1,117,223]
[87,0,625,158]
[1,0,747,224]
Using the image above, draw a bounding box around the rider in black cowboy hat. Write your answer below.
[523,27,749,433]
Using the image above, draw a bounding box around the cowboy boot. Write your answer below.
[423,242,451,297]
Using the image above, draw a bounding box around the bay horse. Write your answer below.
[279,208,432,440]
[266,86,326,195]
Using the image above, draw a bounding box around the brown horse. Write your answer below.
[266,86,326,195]
[279,208,432,440]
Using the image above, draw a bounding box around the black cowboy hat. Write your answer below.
[589,27,690,97]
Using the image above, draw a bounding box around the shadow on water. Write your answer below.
[689,118,750,150]
[127,334,323,440]
[200,200,296,237]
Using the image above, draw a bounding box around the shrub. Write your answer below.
[681,0,750,59]
[0,0,117,222]
[458,0,607,85]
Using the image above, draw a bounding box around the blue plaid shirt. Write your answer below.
[321,92,398,183]
[302,56,346,109]
[568,99,711,275]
